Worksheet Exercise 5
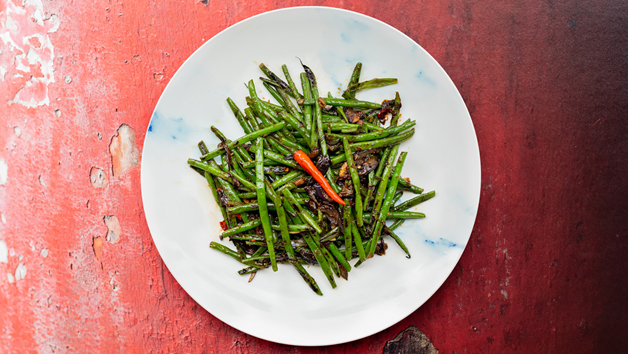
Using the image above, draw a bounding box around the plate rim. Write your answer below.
[140,5,481,346]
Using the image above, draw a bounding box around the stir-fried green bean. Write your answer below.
[190,61,436,295]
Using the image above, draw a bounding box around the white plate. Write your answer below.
[141,7,480,346]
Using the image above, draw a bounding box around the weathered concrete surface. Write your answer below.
[0,0,626,353]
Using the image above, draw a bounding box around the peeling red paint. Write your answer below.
[0,0,59,107]
[93,236,103,259]
[109,124,140,177]
[89,167,108,188]
[103,216,120,244]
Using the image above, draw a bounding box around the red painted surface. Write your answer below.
[1,0,627,353]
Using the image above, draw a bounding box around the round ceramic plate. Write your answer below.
[141,7,480,346]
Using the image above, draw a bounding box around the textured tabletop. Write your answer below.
[0,1,626,353]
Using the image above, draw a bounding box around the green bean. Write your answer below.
[230,146,256,181]
[271,224,313,233]
[302,97,381,110]
[372,145,399,221]
[321,246,341,278]
[238,266,264,275]
[390,92,402,127]
[327,120,415,143]
[259,63,292,93]
[282,189,323,234]
[262,81,287,108]
[248,144,298,169]
[271,170,304,190]
[350,128,414,151]
[331,153,346,166]
[345,78,398,92]
[277,111,311,143]
[393,190,435,211]
[328,242,352,272]
[227,199,307,214]
[342,203,353,260]
[329,92,349,123]
[227,97,253,134]
[289,259,322,295]
[243,107,262,131]
[260,99,286,114]
[392,190,404,206]
[276,86,302,120]
[303,233,336,288]
[362,211,426,221]
[282,64,302,99]
[198,140,209,155]
[322,114,344,123]
[310,77,327,156]
[241,160,282,169]
[227,234,265,241]
[362,122,384,131]
[369,152,407,257]
[273,134,308,153]
[187,159,232,181]
[260,63,300,99]
[324,122,362,132]
[387,229,410,258]
[200,122,287,161]
[319,227,340,243]
[342,62,362,100]
[397,178,425,194]
[300,72,313,133]
[204,172,230,228]
[267,136,295,155]
[222,219,262,237]
[238,191,257,199]
[210,242,242,262]
[255,138,277,271]
[325,168,342,195]
[363,170,377,212]
[343,138,363,226]
[388,218,405,232]
[351,222,366,262]
[230,170,255,191]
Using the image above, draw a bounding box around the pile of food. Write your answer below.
[187,61,435,295]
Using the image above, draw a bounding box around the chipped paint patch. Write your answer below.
[14,126,21,137]
[1,213,5,224]
[0,0,59,107]
[14,263,27,281]
[0,158,7,185]
[109,124,140,176]
[89,167,108,188]
[39,174,46,187]
[93,236,103,259]
[40,248,48,258]
[384,326,439,354]
[104,215,121,244]
[0,240,7,263]
[7,272,14,283]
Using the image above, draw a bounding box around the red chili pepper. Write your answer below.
[293,150,346,205]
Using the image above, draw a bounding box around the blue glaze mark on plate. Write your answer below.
[148,111,192,142]
[424,237,464,253]
[340,19,370,43]
[415,70,437,89]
